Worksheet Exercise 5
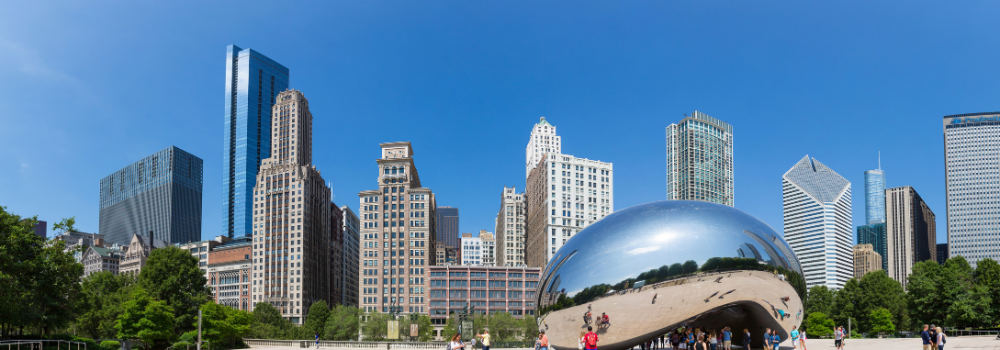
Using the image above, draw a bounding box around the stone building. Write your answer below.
[208,237,252,311]
[339,205,361,307]
[853,244,882,279]
[885,186,936,287]
[496,187,526,267]
[119,233,167,276]
[81,246,122,277]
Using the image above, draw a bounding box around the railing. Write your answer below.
[946,329,1000,337]
[245,340,471,350]
[0,340,87,350]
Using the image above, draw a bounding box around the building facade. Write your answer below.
[329,205,345,307]
[120,233,167,276]
[937,243,948,264]
[81,246,122,277]
[944,112,1000,268]
[34,220,46,238]
[526,117,561,180]
[665,111,734,206]
[436,207,459,249]
[340,205,361,307]
[223,45,290,239]
[250,90,333,324]
[479,231,496,267]
[864,169,887,225]
[99,146,203,246]
[461,233,482,266]
[496,187,526,267]
[208,237,252,311]
[358,142,437,315]
[526,154,613,267]
[853,244,882,279]
[179,237,229,279]
[428,265,541,326]
[857,223,888,271]
[885,186,936,287]
[782,155,852,289]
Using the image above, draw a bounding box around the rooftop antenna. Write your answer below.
[878,151,881,170]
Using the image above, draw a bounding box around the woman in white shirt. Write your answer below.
[450,334,465,350]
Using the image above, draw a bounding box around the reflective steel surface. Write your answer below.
[537,201,805,350]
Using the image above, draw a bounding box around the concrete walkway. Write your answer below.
[783,336,1000,350]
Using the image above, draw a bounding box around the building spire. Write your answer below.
[878,151,881,170]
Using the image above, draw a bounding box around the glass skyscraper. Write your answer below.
[436,206,460,248]
[944,112,1000,268]
[99,146,203,246]
[783,155,853,289]
[223,45,289,238]
[857,223,888,271]
[864,169,886,225]
[666,111,734,206]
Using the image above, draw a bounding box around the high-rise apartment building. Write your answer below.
[525,117,561,179]
[249,90,333,324]
[358,142,436,315]
[329,205,345,307]
[665,111,734,206]
[496,187,526,267]
[853,244,881,279]
[223,45,290,239]
[944,112,1000,268]
[436,207,459,248]
[937,243,948,265]
[885,186,936,287]
[480,231,496,266]
[864,168,887,225]
[782,155,852,289]
[340,205,361,307]
[526,153,613,267]
[461,233,482,266]
[99,146,203,246]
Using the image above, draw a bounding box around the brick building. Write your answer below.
[208,237,252,311]
[428,265,541,326]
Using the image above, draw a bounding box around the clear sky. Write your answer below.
[2,1,997,243]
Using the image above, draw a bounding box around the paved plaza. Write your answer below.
[779,336,1000,350]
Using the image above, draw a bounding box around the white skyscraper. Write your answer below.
[944,113,1000,268]
[461,234,482,266]
[526,117,561,179]
[496,186,527,267]
[782,155,852,289]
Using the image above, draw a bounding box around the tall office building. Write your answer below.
[223,45,290,239]
[33,220,47,238]
[99,146,203,246]
[853,244,882,279]
[944,112,1000,268]
[526,153,613,267]
[436,207,459,248]
[479,230,496,266]
[857,224,888,271]
[358,142,436,314]
[782,155,852,289]
[525,117,561,179]
[885,186,936,287]
[340,205,361,307]
[937,243,948,265]
[864,168,886,225]
[329,205,345,308]
[249,90,332,324]
[665,111,734,206]
[496,186,527,267]
[461,233,482,266]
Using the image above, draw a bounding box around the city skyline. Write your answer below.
[6,2,996,249]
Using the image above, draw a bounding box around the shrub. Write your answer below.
[171,341,190,350]
[100,341,121,350]
[71,337,99,350]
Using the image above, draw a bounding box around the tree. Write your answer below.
[830,279,859,330]
[946,284,992,328]
[487,312,519,341]
[116,288,175,350]
[52,217,77,235]
[857,271,907,332]
[806,286,834,317]
[974,258,1000,323]
[303,301,330,338]
[361,310,391,341]
[75,272,134,338]
[682,260,699,274]
[249,303,296,340]
[198,302,251,348]
[869,308,895,335]
[668,263,683,277]
[804,312,834,337]
[324,305,361,340]
[908,260,947,327]
[138,246,210,333]
[442,314,459,340]
[520,315,538,341]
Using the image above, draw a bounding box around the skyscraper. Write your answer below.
[944,112,1000,268]
[665,111,734,206]
[857,224,888,271]
[436,207,459,248]
[99,146,203,246]
[339,205,360,307]
[223,45,290,239]
[250,90,332,324]
[479,230,496,266]
[853,244,881,279]
[782,155,852,289]
[496,186,526,267]
[357,142,437,315]
[461,233,482,266]
[885,186,936,287]
[864,168,886,225]
[525,117,561,179]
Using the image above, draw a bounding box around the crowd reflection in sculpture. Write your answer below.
[535,201,805,350]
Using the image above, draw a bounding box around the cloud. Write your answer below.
[0,37,80,86]
[626,246,660,255]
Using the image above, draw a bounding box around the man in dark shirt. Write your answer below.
[921,325,931,350]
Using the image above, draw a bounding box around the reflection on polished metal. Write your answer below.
[536,201,805,350]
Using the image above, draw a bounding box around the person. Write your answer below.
[709,330,718,350]
[451,334,465,350]
[585,326,599,350]
[477,330,491,350]
[921,325,931,350]
[741,329,750,350]
[838,327,846,350]
[697,328,707,350]
[315,333,320,349]
[722,327,731,350]
[790,325,799,350]
[929,325,937,347]
[672,330,681,350]
[936,327,945,350]
[602,313,610,328]
[687,329,696,350]
[579,331,587,350]
[539,331,549,350]
[834,326,843,350]
[763,329,771,350]
[770,330,780,350]
[799,330,807,350]
[470,337,478,350]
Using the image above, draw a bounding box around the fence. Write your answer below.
[243,340,536,350]
[945,329,1000,337]
[0,340,87,350]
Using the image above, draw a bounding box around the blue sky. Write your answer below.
[2,1,997,243]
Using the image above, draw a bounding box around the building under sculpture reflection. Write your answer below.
[536,201,805,350]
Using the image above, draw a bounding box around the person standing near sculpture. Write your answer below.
[790,326,799,350]
[538,331,549,350]
[741,329,750,350]
[585,326,599,350]
[770,330,780,350]
[935,327,946,350]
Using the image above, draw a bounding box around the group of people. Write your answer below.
[583,305,611,329]
[625,325,810,350]
[921,325,946,350]
[448,330,493,350]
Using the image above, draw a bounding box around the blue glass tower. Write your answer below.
[864,169,886,225]
[99,146,203,246]
[223,45,289,238]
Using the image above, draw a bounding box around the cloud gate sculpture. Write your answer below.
[536,201,804,350]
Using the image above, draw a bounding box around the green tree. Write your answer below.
[668,263,683,277]
[974,258,1000,324]
[520,315,538,341]
[907,260,947,326]
[303,300,330,338]
[830,279,859,330]
[806,285,834,317]
[869,308,895,335]
[249,303,296,339]
[198,302,251,348]
[361,310,391,340]
[324,305,361,340]
[75,272,134,338]
[946,284,992,328]
[116,288,175,349]
[804,312,834,337]
[487,312,519,341]
[682,260,699,274]
[442,314,459,340]
[52,217,77,235]
[137,246,210,333]
[857,271,907,332]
